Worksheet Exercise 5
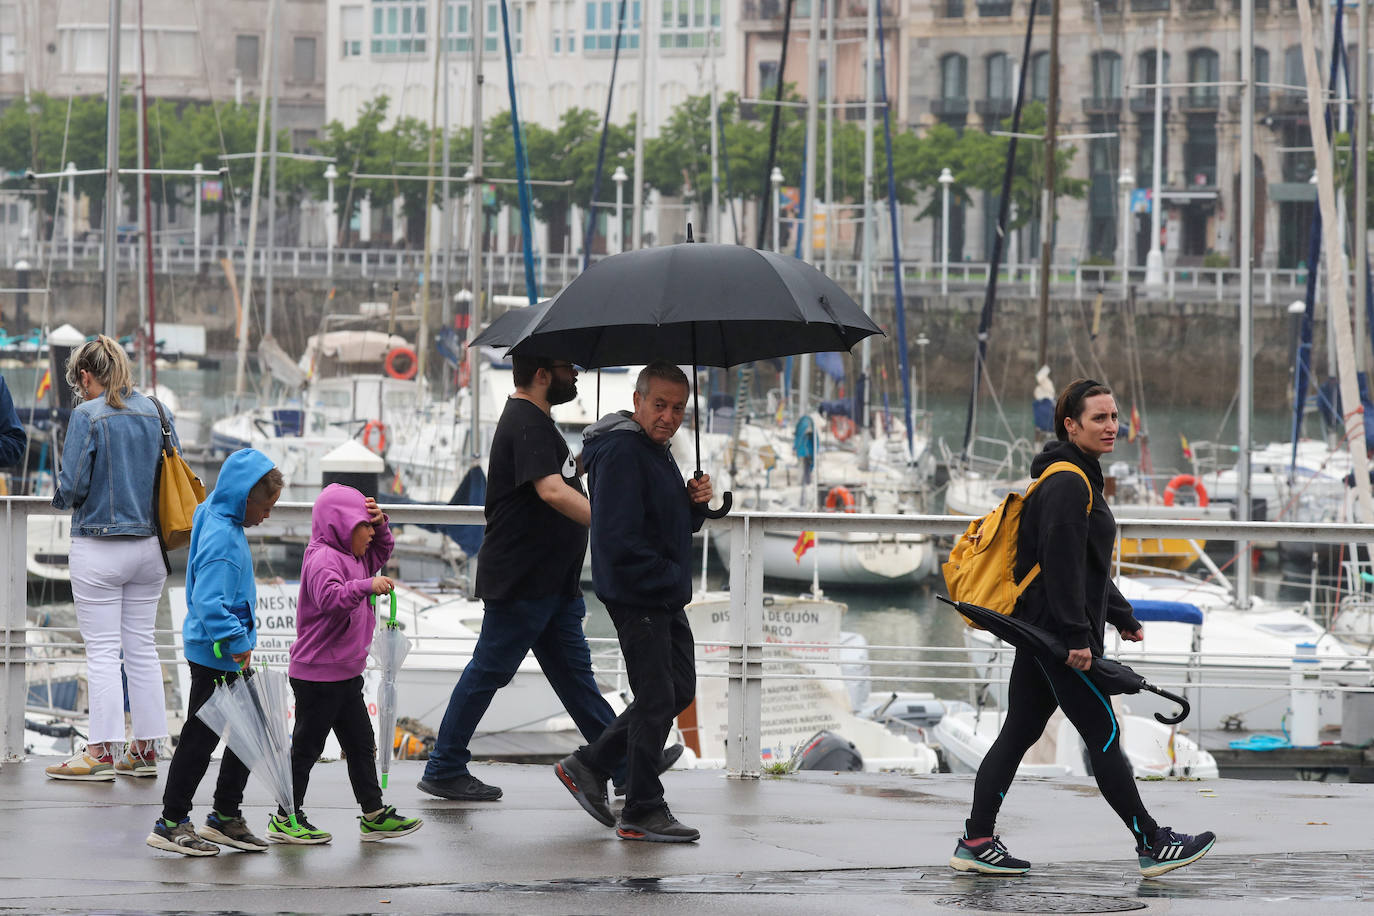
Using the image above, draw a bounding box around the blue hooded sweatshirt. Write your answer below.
[582,411,705,609]
[182,448,277,671]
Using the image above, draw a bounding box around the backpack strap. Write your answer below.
[1011,461,1095,601]
[1025,460,1093,515]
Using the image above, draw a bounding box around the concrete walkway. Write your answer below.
[3,756,1369,914]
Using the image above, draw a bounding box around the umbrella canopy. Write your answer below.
[196,666,299,821]
[368,592,411,789]
[469,300,553,351]
[937,596,1190,725]
[505,243,883,370]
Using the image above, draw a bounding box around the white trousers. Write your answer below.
[70,536,169,744]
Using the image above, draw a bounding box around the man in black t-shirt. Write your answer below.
[417,354,615,801]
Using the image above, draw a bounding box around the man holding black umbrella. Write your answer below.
[555,363,712,843]
[950,378,1215,878]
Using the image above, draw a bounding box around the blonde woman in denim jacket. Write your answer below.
[46,336,177,781]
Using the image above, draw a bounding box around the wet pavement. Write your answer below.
[2,756,1369,914]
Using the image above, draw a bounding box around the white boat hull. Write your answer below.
[711,526,936,587]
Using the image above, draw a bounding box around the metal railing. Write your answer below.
[7,238,1328,305]
[4,497,1373,772]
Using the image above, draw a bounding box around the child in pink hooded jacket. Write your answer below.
[272,483,423,845]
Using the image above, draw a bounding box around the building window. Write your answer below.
[443,0,472,53]
[584,0,640,52]
[293,37,317,83]
[940,53,968,101]
[759,59,779,95]
[371,0,427,56]
[236,33,260,75]
[552,0,577,53]
[1136,120,1168,181]
[660,0,719,49]
[1092,51,1121,99]
[0,5,17,74]
[1187,48,1219,103]
[1030,51,1049,101]
[341,6,364,57]
[986,52,1011,100]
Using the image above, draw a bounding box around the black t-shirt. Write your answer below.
[474,397,588,601]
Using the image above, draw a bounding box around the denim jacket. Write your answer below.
[52,389,179,537]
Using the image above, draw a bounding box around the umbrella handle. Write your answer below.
[1143,681,1190,725]
[694,469,732,519]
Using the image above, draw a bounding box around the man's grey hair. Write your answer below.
[635,362,690,396]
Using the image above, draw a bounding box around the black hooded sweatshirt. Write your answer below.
[1013,439,1142,655]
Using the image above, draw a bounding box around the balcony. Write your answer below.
[1082,96,1124,115]
[1179,92,1221,114]
[844,98,888,121]
[738,101,762,120]
[1130,0,1170,10]
[1130,93,1171,114]
[741,0,782,20]
[941,0,965,15]
[977,0,1013,15]
[1231,0,1269,9]
[931,97,971,117]
[1227,93,1271,114]
[976,98,1015,119]
[1185,0,1216,11]
[1272,91,1308,116]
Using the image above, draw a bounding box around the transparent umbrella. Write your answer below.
[196,665,299,826]
[368,591,410,789]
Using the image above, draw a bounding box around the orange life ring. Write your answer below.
[384,346,418,380]
[361,419,388,454]
[458,358,471,388]
[830,415,856,441]
[1162,474,1209,507]
[824,485,856,512]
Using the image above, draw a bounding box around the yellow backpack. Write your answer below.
[941,461,1092,628]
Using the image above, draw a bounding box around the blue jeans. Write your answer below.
[423,595,616,781]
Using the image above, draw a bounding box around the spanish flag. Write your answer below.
[1127,404,1140,443]
[1180,433,1192,460]
[792,531,816,563]
[35,369,50,400]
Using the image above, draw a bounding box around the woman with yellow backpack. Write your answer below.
[949,378,1216,879]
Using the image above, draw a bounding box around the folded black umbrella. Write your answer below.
[937,595,1189,725]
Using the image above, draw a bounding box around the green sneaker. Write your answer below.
[266,811,331,845]
[359,805,424,842]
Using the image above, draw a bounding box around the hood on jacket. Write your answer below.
[207,448,278,524]
[310,483,373,555]
[583,410,645,445]
[1030,438,1104,490]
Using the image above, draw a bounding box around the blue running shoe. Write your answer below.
[1137,826,1215,877]
[949,836,1031,875]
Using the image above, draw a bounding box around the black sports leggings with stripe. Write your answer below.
[966,650,1159,846]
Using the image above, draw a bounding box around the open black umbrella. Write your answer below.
[470,300,553,350]
[498,227,886,517]
[937,595,1190,725]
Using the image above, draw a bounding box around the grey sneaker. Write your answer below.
[146,818,220,857]
[554,754,614,827]
[114,745,158,778]
[197,811,268,851]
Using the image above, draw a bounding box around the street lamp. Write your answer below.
[1119,167,1134,296]
[612,165,628,254]
[939,168,954,295]
[770,166,784,253]
[323,162,338,277]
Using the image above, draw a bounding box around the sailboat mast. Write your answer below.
[232,0,279,405]
[1296,0,1374,524]
[265,0,282,340]
[1357,0,1369,374]
[102,0,121,337]
[1035,0,1059,371]
[419,0,444,388]
[468,0,485,457]
[860,0,875,382]
[631,2,648,249]
[1237,0,1254,606]
[823,0,835,276]
[138,0,157,389]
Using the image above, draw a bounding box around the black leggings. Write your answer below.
[289,675,384,814]
[967,650,1159,847]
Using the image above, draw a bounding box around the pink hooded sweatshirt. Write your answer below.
[288,483,395,682]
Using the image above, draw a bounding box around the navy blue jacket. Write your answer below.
[582,411,704,609]
[0,375,25,467]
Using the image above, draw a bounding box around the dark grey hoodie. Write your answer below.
[581,410,705,609]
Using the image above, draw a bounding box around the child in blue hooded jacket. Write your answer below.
[269,483,422,844]
[147,448,283,857]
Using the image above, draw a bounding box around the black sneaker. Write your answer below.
[1137,826,1215,877]
[417,773,503,801]
[949,836,1031,875]
[614,743,686,797]
[616,805,700,843]
[554,754,614,827]
[146,818,220,857]
[197,811,268,851]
